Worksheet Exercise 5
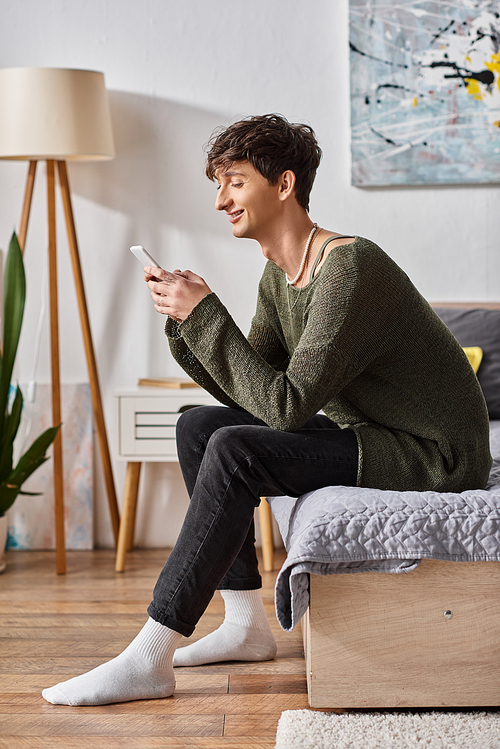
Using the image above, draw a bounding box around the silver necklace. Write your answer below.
[286,223,319,311]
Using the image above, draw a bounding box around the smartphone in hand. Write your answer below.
[130,245,162,269]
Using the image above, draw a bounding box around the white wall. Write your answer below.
[1,0,499,548]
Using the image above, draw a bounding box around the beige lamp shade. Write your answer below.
[0,67,115,161]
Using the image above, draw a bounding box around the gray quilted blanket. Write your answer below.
[268,421,500,631]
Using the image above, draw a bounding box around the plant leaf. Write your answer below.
[0,425,60,515]
[0,385,23,482]
[0,233,25,437]
[9,425,60,488]
[0,234,62,517]
[0,484,20,515]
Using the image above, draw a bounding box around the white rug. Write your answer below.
[275,710,500,749]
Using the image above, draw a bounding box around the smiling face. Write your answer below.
[214,161,285,241]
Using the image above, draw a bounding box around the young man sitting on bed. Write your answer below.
[42,113,491,707]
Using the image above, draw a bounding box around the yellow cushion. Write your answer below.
[463,346,483,374]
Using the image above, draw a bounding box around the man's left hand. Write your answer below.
[146,268,212,322]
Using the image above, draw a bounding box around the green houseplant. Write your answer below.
[0,232,59,523]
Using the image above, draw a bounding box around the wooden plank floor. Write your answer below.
[0,548,308,748]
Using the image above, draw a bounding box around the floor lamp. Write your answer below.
[0,68,120,573]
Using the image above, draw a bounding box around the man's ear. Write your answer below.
[278,170,296,201]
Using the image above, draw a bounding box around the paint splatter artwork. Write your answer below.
[350,1,500,185]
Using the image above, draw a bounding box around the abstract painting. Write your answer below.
[6,383,93,550]
[349,1,500,186]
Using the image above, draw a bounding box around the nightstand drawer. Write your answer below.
[135,411,179,441]
[115,389,219,460]
[135,412,179,426]
[135,426,177,440]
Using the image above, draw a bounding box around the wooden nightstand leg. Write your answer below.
[126,467,140,551]
[258,498,274,572]
[115,462,142,572]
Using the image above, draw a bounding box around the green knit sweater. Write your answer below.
[165,236,491,492]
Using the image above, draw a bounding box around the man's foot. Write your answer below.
[174,589,277,667]
[173,620,277,666]
[42,618,181,706]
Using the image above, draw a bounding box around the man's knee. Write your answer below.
[205,424,262,465]
[176,405,225,444]
[177,406,259,445]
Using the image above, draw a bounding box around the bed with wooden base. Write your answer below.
[304,559,500,708]
[269,304,500,709]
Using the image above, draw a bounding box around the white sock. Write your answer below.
[173,589,277,667]
[42,617,181,706]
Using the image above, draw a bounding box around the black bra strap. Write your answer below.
[309,236,354,282]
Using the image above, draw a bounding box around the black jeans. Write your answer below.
[147,406,358,637]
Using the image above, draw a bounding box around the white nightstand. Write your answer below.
[113,386,274,572]
[114,386,217,571]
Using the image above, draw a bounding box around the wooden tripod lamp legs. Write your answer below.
[18,161,37,252]
[18,160,120,573]
[47,160,66,574]
[57,161,120,543]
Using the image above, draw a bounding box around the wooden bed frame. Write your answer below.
[302,303,500,709]
[304,560,500,708]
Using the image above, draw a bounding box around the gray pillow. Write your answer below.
[433,308,500,419]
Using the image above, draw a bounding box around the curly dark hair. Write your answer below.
[205,114,322,212]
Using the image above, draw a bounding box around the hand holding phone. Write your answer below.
[132,245,212,322]
[130,245,162,269]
